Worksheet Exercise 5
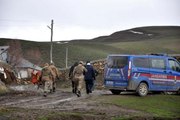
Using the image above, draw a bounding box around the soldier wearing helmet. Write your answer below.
[73,61,87,97]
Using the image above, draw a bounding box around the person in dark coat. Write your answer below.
[69,62,78,93]
[84,61,96,94]
[92,69,99,91]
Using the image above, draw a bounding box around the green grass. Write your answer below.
[99,94,180,119]
[37,111,99,120]
[45,41,123,67]
[109,38,180,54]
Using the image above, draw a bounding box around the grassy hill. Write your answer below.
[92,26,180,42]
[0,26,180,68]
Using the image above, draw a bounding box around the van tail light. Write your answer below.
[128,61,132,80]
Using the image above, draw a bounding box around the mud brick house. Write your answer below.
[0,45,42,79]
[15,59,42,79]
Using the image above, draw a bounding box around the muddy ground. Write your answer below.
[0,84,173,120]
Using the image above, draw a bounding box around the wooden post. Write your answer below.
[65,47,68,68]
[48,20,54,63]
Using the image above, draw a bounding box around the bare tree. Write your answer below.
[7,40,23,68]
[25,48,42,66]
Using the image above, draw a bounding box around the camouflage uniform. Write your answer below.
[41,63,54,97]
[73,61,87,97]
[49,63,60,92]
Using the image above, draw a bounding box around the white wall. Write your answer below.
[18,70,28,79]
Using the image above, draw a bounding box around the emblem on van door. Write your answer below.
[151,74,167,79]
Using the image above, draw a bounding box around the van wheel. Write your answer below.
[110,89,121,95]
[164,92,174,95]
[177,89,180,95]
[137,83,148,97]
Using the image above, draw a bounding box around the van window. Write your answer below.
[168,59,180,72]
[150,58,165,69]
[107,56,128,68]
[133,57,149,68]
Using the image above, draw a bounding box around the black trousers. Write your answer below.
[85,80,94,94]
[72,80,77,93]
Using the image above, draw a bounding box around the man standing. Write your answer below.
[49,62,60,92]
[73,61,87,97]
[84,61,96,94]
[41,63,54,97]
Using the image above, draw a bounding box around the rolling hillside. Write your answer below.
[92,26,180,42]
[0,26,180,68]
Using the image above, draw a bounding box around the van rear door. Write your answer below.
[104,55,129,88]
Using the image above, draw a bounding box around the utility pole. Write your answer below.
[47,19,54,63]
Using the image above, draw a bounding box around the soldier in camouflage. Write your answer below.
[49,62,60,92]
[41,63,54,97]
[73,61,87,97]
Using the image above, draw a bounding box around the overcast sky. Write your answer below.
[0,0,180,42]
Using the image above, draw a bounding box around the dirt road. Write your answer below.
[0,85,152,120]
[1,85,107,108]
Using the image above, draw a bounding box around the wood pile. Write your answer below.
[170,54,180,62]
[58,68,69,81]
[91,59,106,74]
[58,59,106,82]
[174,56,180,62]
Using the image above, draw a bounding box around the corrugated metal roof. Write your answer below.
[16,59,42,70]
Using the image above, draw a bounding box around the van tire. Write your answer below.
[164,92,174,95]
[176,89,180,95]
[110,89,121,95]
[137,83,148,97]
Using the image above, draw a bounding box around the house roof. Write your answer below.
[16,59,42,71]
[0,46,42,71]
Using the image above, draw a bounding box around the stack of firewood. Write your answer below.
[91,59,106,74]
[58,59,106,81]
[58,68,69,81]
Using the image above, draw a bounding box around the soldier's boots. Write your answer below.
[50,89,53,93]
[53,87,56,92]
[72,88,77,94]
[43,92,47,97]
[76,90,81,97]
[72,89,75,93]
